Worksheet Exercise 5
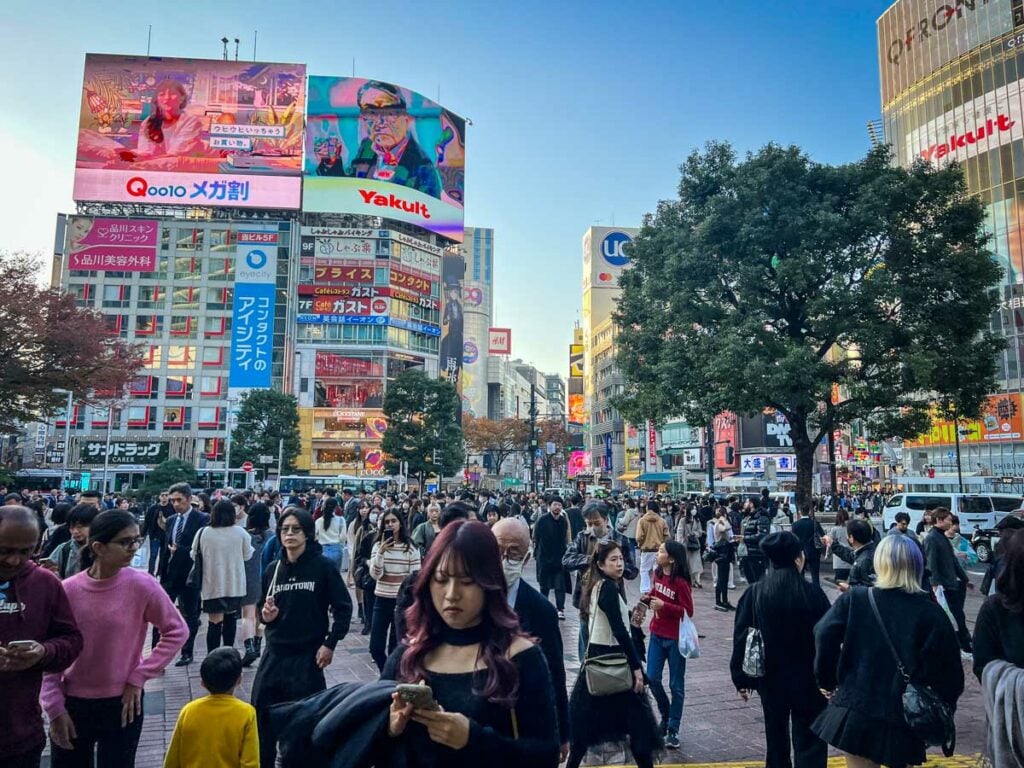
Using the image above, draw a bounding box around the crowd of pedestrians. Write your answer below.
[0,481,1017,767]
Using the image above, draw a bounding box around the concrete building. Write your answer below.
[581,226,637,487]
[544,373,566,421]
[460,227,494,419]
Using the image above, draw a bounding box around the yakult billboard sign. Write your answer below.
[905,75,1024,165]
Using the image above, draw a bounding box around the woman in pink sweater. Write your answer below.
[41,510,187,767]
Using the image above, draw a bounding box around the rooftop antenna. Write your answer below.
[146,25,152,56]
[234,38,240,61]
[221,37,229,61]
[253,30,258,60]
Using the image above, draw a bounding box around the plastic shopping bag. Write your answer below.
[934,585,958,630]
[678,613,700,659]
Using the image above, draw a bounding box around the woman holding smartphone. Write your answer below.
[369,510,421,671]
[41,510,186,767]
[383,520,560,768]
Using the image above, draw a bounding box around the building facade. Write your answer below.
[460,227,494,419]
[581,226,638,487]
[879,0,1024,480]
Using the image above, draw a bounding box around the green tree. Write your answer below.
[383,370,464,481]
[614,142,1004,510]
[139,459,197,500]
[230,390,301,473]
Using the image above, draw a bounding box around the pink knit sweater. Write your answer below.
[41,567,186,718]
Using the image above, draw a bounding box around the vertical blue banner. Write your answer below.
[229,230,278,388]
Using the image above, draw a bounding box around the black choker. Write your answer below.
[440,622,489,646]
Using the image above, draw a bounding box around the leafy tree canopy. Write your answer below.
[230,389,302,474]
[614,142,1004,507]
[0,253,142,433]
[139,459,197,500]
[382,370,464,479]
[462,415,530,475]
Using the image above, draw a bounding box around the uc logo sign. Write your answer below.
[245,249,268,270]
[600,232,632,267]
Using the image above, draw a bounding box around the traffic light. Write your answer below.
[725,446,734,464]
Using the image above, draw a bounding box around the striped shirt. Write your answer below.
[370,542,421,599]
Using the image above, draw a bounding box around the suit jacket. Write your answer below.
[161,510,210,588]
[514,579,569,744]
[923,526,961,591]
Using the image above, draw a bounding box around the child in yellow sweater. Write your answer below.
[164,648,259,768]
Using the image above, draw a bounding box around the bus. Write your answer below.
[277,475,392,495]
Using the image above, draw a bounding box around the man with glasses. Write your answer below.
[492,516,569,762]
[161,482,209,666]
[315,80,441,198]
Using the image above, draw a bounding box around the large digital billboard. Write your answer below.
[75,54,305,209]
[303,76,465,241]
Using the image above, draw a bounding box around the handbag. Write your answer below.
[741,592,765,678]
[867,588,956,756]
[686,532,701,552]
[185,528,204,589]
[582,589,634,697]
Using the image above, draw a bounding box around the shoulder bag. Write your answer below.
[867,588,955,756]
[582,584,635,697]
[741,591,765,678]
[186,528,205,589]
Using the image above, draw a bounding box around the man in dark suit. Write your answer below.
[924,507,973,653]
[161,482,209,666]
[790,504,825,588]
[493,517,569,762]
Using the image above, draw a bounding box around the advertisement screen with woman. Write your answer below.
[74,54,306,209]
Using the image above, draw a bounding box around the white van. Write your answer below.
[882,492,1023,534]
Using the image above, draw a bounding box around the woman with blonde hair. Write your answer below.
[813,534,964,768]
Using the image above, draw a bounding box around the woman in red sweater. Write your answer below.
[643,539,693,751]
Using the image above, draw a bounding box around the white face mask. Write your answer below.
[502,556,527,587]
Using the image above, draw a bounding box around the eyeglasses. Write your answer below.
[501,556,527,566]
[109,537,143,550]
[280,526,305,535]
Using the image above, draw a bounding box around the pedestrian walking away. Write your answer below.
[731,532,831,768]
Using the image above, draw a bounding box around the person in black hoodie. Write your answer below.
[252,507,353,768]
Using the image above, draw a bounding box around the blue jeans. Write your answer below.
[321,543,344,571]
[647,634,686,734]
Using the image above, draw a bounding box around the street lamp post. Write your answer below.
[102,403,118,495]
[224,399,237,489]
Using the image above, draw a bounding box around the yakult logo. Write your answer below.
[358,189,431,219]
[919,114,1016,162]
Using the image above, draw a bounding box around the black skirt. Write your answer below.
[568,666,662,755]
[812,703,925,767]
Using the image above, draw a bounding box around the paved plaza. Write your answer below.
[40,561,988,767]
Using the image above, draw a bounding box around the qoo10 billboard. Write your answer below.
[74,54,306,209]
[303,77,466,241]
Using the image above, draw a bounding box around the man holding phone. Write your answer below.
[0,505,83,767]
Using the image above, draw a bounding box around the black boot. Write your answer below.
[222,613,238,648]
[241,638,259,667]
[254,636,263,658]
[206,621,223,654]
[358,605,365,622]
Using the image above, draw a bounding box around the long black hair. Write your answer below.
[655,540,692,585]
[375,507,411,548]
[80,510,138,570]
[322,497,341,531]
[579,539,625,624]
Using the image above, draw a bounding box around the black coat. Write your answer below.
[814,587,963,756]
[832,540,877,587]
[161,510,209,589]
[791,517,823,562]
[533,513,569,573]
[730,571,832,710]
[923,526,961,592]
[513,579,570,744]
[566,506,585,540]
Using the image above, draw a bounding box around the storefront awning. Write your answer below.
[618,471,640,481]
[637,472,675,483]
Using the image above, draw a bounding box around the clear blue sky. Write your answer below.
[0,0,893,377]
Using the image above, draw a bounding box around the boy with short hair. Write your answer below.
[164,648,258,768]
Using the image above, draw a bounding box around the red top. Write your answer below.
[647,571,693,641]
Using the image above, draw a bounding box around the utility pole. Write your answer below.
[706,419,715,495]
[827,430,838,494]
[954,420,965,493]
[528,384,538,493]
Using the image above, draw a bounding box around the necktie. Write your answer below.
[174,514,186,546]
